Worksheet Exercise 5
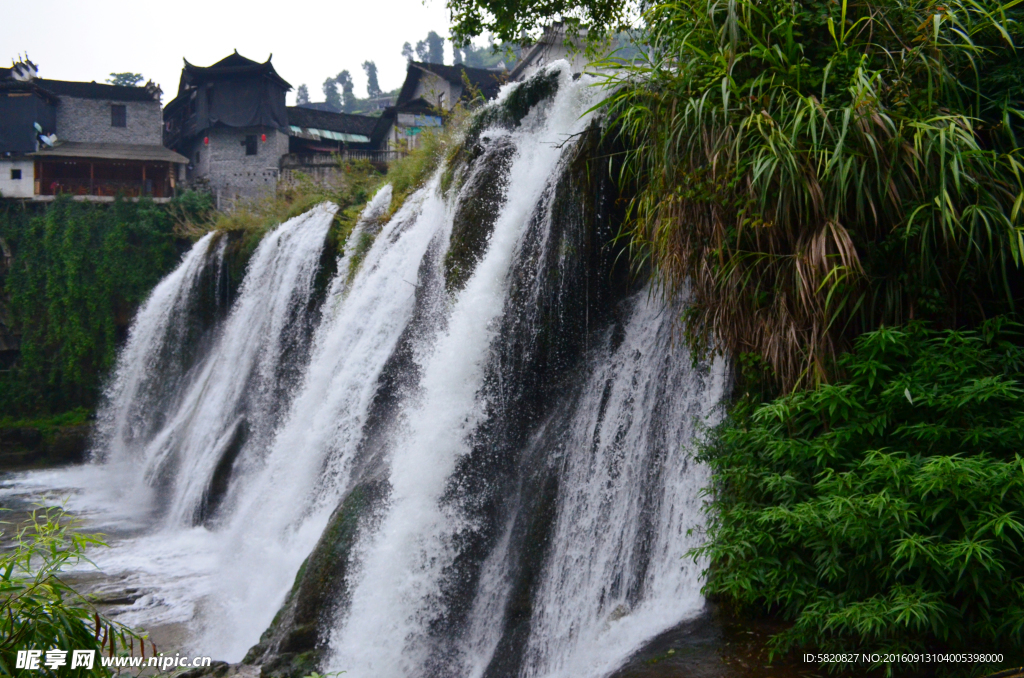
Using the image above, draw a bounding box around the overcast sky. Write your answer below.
[6,0,457,106]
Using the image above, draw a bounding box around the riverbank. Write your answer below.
[0,409,92,470]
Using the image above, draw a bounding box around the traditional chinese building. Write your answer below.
[380,61,505,150]
[0,59,186,201]
[164,51,394,206]
[163,51,292,204]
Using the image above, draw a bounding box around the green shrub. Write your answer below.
[0,506,145,676]
[694,319,1024,672]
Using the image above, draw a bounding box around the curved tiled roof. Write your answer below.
[35,79,158,102]
[287,107,378,137]
[29,141,188,163]
[180,51,291,91]
[397,62,505,106]
[0,79,60,104]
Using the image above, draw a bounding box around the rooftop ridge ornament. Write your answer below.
[144,80,163,102]
[10,54,39,81]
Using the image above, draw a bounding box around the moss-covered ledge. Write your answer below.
[243,478,389,678]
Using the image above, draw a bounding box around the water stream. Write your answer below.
[0,62,728,678]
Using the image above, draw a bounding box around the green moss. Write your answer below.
[346,231,377,284]
[443,141,516,294]
[465,69,561,146]
[244,480,387,678]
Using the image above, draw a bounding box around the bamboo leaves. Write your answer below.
[694,321,1024,668]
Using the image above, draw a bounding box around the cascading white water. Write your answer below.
[195,182,448,659]
[2,61,731,678]
[93,203,337,527]
[95,230,223,468]
[326,63,605,677]
[516,298,727,678]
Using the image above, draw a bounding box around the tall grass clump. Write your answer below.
[602,0,1024,388]
[695,319,1024,671]
[386,105,474,216]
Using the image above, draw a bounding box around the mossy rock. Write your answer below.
[244,479,388,678]
[258,651,319,678]
[177,661,230,678]
[443,139,516,294]
[466,69,562,146]
[443,68,562,198]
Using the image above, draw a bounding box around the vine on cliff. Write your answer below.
[0,197,178,414]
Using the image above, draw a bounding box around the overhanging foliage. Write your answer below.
[600,0,1024,388]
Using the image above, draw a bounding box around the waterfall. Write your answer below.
[89,203,336,527]
[31,62,728,678]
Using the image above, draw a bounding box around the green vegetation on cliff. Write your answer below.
[0,198,179,415]
[0,143,453,422]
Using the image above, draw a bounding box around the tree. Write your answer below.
[361,61,381,98]
[106,72,143,87]
[460,38,516,69]
[322,77,341,111]
[425,31,445,64]
[296,84,310,105]
[446,0,637,45]
[401,42,414,62]
[452,44,463,64]
[415,39,429,62]
[335,71,355,112]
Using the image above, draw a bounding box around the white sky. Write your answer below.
[5,0,458,106]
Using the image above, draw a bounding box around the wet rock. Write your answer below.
[0,423,92,471]
[244,478,388,678]
[444,138,516,294]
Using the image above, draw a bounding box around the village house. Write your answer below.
[380,61,505,150]
[163,51,393,207]
[507,23,591,81]
[0,59,187,201]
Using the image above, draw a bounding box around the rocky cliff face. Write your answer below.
[0,423,92,470]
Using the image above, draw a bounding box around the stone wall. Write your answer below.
[186,127,289,209]
[0,159,35,198]
[56,97,163,145]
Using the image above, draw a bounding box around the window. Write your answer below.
[111,104,127,127]
[244,135,258,156]
[11,169,22,180]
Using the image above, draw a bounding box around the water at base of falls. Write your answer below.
[0,62,729,678]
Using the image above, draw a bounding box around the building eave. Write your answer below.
[29,142,188,164]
